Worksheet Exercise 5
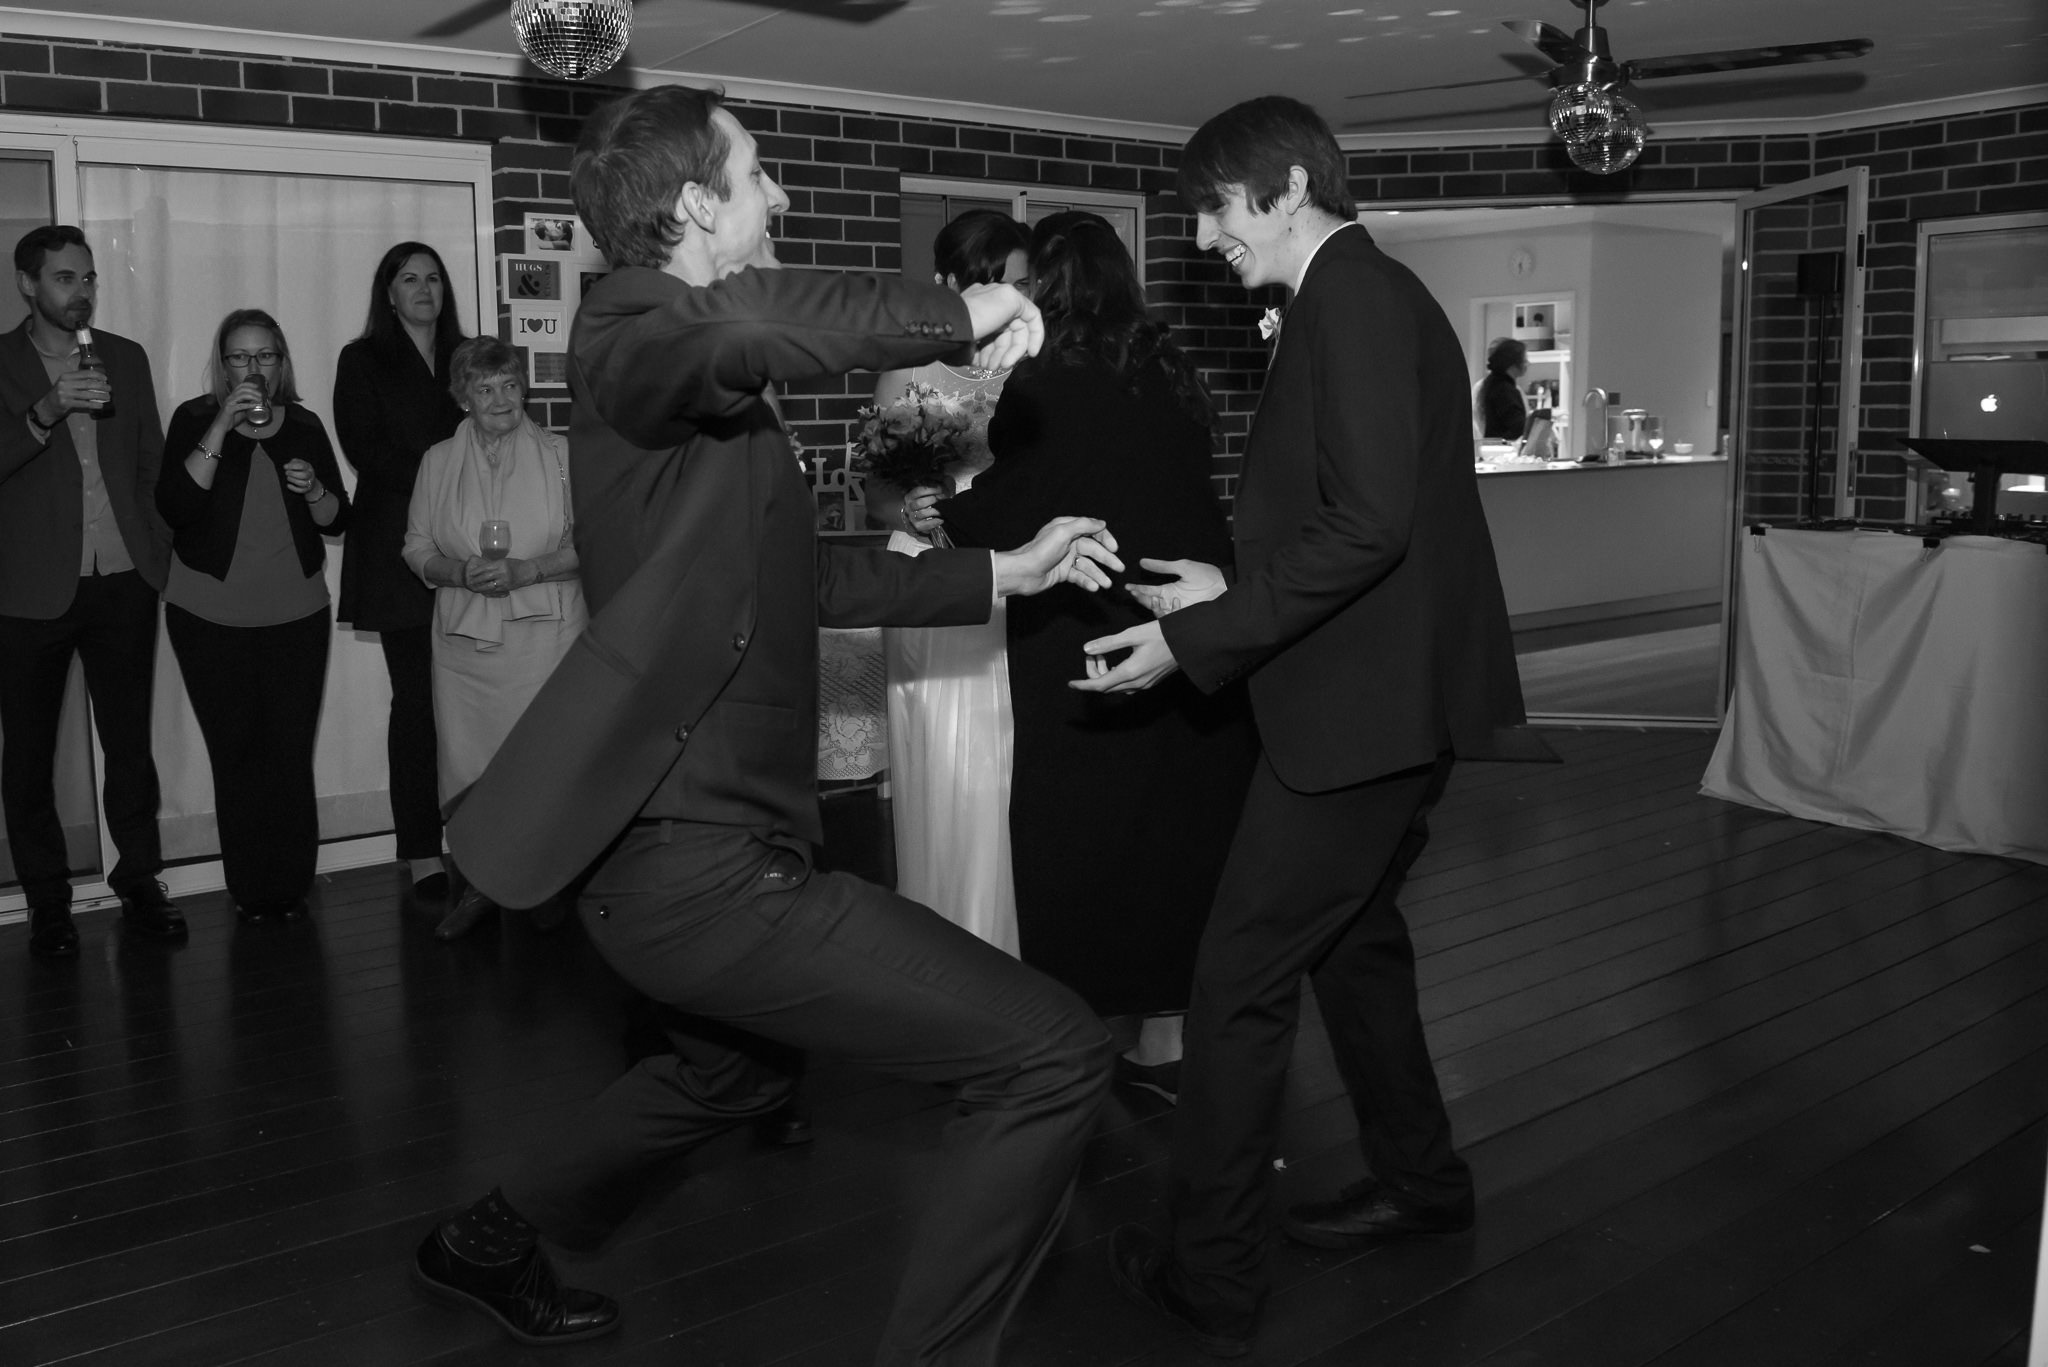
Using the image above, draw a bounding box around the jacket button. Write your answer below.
[732,633,747,651]
[673,724,690,743]
[941,322,954,336]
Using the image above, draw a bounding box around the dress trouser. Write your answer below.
[165,603,331,908]
[0,570,164,907]
[502,820,1112,1367]
[1167,750,1466,1320]
[377,624,442,860]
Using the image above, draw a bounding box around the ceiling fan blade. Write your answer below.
[772,0,908,19]
[418,0,506,39]
[1626,38,1873,82]
[1347,73,1541,101]
[1501,19,1589,67]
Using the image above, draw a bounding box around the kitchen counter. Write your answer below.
[1475,452,1728,476]
[1475,451,1732,626]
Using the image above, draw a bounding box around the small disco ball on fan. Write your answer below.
[511,0,633,80]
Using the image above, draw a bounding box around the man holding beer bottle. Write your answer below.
[0,225,184,957]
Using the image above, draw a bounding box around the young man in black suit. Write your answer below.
[0,226,185,957]
[1077,96,1528,1357]
[411,85,1125,1363]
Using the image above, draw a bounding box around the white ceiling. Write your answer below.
[14,0,2048,142]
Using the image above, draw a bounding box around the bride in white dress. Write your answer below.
[874,211,1032,953]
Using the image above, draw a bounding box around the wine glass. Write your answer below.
[478,520,511,561]
[1644,416,1664,461]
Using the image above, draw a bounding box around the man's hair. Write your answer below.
[15,225,89,278]
[573,85,733,270]
[208,307,301,405]
[1177,96,1355,220]
[933,209,1030,288]
[1486,336,1528,374]
[359,240,468,353]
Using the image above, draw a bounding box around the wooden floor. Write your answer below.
[4,729,2044,1366]
[1515,625,1721,720]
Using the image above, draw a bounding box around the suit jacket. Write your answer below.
[0,322,170,619]
[448,266,991,906]
[333,330,465,630]
[1162,224,1527,792]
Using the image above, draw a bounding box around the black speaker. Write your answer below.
[1796,250,1843,298]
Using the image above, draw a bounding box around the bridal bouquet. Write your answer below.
[848,380,973,492]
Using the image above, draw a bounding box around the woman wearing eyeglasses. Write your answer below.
[158,308,351,924]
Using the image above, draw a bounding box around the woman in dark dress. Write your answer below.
[334,242,467,904]
[938,211,1257,1100]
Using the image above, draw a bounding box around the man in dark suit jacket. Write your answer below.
[0,225,185,958]
[412,86,1122,1362]
[1079,97,1528,1356]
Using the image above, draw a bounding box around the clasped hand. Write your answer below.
[1070,557,1225,695]
[462,555,526,597]
[41,366,109,421]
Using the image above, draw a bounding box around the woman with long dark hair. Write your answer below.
[160,309,351,922]
[334,242,468,906]
[937,211,1257,1098]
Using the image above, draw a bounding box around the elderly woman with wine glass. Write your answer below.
[401,336,584,940]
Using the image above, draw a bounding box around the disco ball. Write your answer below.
[1565,92,1646,175]
[1547,82,1619,143]
[511,0,633,80]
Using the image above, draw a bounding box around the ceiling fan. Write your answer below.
[1350,0,1873,174]
[422,0,905,81]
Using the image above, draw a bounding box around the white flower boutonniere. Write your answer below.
[1258,306,1283,342]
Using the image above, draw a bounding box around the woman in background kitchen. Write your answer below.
[1476,335,1529,441]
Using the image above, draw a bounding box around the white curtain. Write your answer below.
[82,166,479,858]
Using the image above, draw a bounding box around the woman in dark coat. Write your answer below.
[937,211,1257,1100]
[334,242,467,902]
[159,308,351,922]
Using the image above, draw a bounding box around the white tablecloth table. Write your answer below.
[1702,528,2048,865]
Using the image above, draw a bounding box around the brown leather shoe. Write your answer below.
[435,887,497,941]
[28,904,79,960]
[413,1228,619,1344]
[1283,1178,1474,1249]
[1108,1224,1254,1358]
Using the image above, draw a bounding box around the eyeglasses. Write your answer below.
[222,350,282,368]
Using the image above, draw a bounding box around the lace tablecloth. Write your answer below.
[817,627,888,781]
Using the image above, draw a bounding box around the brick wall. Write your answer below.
[2,30,2043,522]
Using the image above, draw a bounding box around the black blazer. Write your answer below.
[1161,224,1527,790]
[0,322,170,618]
[447,266,993,907]
[333,330,464,630]
[158,396,351,579]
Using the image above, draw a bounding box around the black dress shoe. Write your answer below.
[28,905,79,960]
[1113,1054,1181,1104]
[118,881,188,940]
[279,897,311,922]
[435,887,497,941]
[754,1101,815,1147]
[1107,1224,1253,1359]
[1282,1179,1474,1249]
[412,871,451,902]
[413,1228,619,1345]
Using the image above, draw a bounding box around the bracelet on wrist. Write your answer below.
[195,441,219,460]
